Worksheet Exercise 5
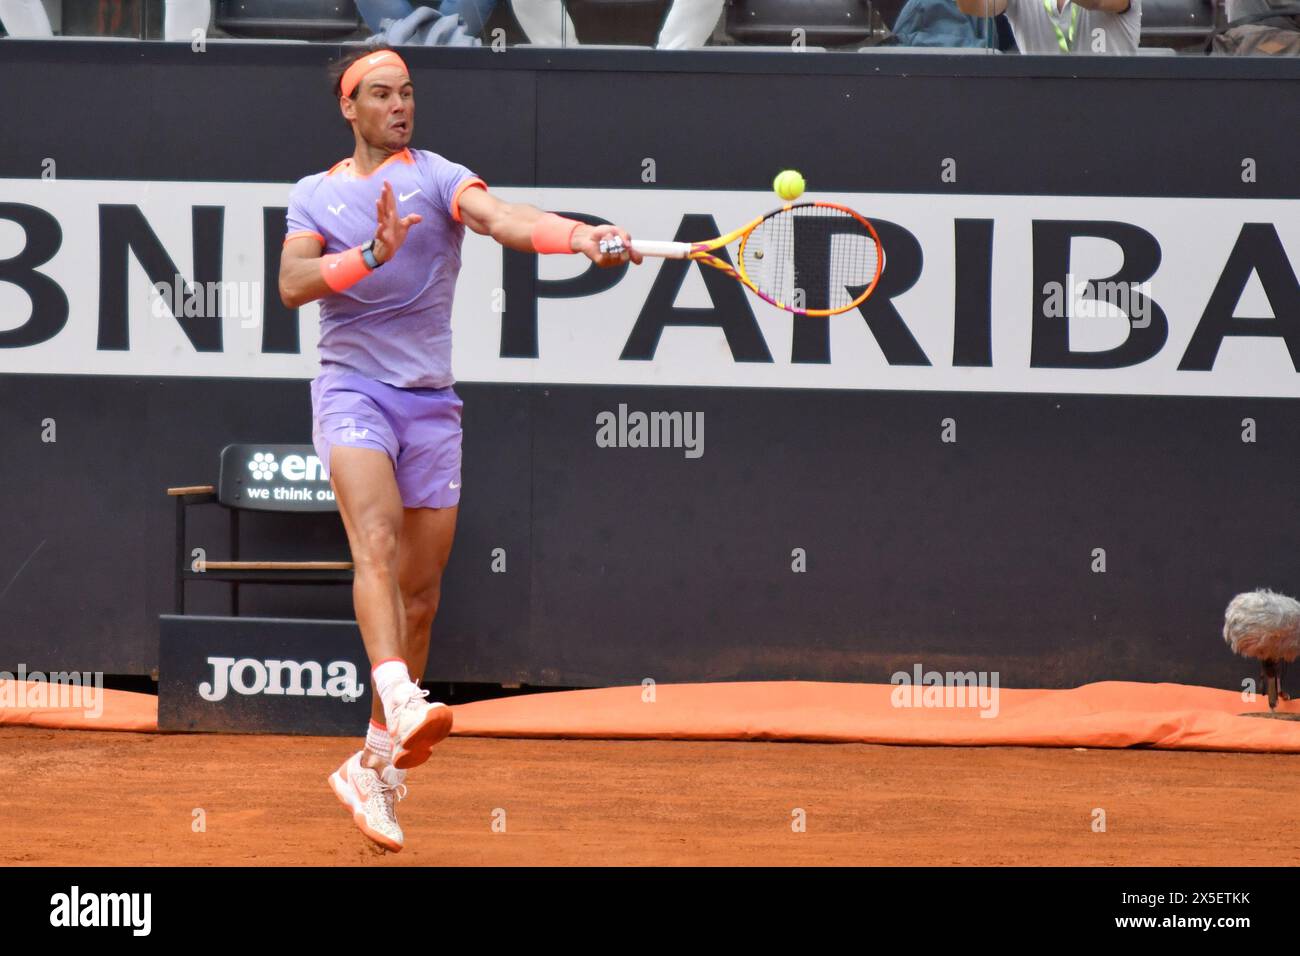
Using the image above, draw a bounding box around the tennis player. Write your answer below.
[279,45,641,853]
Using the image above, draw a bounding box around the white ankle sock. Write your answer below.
[372,658,412,720]
[365,720,393,761]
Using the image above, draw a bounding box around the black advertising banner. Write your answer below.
[217,444,338,512]
[158,615,370,735]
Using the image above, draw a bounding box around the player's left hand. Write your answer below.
[373,181,422,265]
[578,224,642,267]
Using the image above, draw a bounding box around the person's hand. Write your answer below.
[574,223,642,268]
[372,181,422,264]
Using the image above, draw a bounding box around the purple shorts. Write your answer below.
[310,367,463,510]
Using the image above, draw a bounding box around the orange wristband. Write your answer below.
[320,246,371,292]
[531,213,581,255]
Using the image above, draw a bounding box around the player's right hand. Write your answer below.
[581,223,642,268]
[373,181,422,264]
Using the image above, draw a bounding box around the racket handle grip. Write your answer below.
[630,239,692,259]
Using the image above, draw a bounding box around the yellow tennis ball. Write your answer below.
[774,170,805,201]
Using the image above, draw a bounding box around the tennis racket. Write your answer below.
[605,201,884,317]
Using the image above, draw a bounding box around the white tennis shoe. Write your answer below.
[329,750,408,853]
[386,681,453,770]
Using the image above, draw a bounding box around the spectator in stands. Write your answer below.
[0,0,210,40]
[358,0,497,37]
[650,0,727,48]
[893,0,1000,45]
[363,3,486,44]
[163,0,210,40]
[511,0,722,47]
[362,0,722,48]
[0,0,54,35]
[1214,0,1300,54]
[954,0,1140,52]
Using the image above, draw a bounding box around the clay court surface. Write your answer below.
[1,727,1297,866]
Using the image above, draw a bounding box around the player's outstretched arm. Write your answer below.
[279,182,421,308]
[457,186,642,268]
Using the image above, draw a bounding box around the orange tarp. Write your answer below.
[4,678,1300,752]
[0,680,156,733]
[450,680,1300,753]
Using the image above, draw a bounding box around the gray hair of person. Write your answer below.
[1223,588,1300,661]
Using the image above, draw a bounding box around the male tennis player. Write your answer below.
[279,45,641,853]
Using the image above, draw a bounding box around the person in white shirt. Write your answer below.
[955,0,1141,53]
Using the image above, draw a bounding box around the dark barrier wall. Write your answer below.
[0,41,1297,688]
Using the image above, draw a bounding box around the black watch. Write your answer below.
[361,239,382,270]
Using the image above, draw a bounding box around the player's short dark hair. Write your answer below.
[328,43,397,101]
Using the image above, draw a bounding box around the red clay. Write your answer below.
[1,727,1297,866]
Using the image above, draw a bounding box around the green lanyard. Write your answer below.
[1043,0,1079,52]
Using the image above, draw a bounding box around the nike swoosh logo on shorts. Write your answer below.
[399,189,421,202]
[449,480,461,489]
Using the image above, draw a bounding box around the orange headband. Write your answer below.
[341,50,410,99]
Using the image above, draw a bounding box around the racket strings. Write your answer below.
[742,205,880,313]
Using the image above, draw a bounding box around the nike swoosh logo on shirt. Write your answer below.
[399,189,421,202]
[328,203,346,215]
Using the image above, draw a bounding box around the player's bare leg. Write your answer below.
[324,448,458,851]
[330,445,406,668]
[322,446,409,849]
[326,446,403,763]
[395,504,459,764]
[327,446,451,766]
